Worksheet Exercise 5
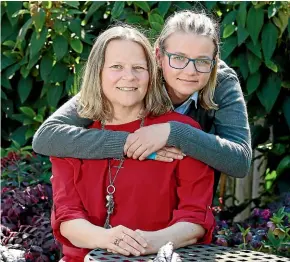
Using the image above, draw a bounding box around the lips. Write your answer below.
[178,78,198,83]
[117,87,138,91]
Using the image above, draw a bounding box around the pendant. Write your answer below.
[104,189,115,229]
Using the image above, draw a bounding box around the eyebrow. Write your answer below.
[170,51,212,60]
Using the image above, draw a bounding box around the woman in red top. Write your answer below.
[51,25,215,262]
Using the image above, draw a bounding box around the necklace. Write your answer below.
[101,117,145,229]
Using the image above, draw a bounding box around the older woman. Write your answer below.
[51,25,214,262]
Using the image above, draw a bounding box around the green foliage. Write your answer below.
[1,2,290,190]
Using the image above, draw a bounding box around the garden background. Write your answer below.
[1,1,290,261]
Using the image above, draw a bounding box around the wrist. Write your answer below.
[91,227,108,249]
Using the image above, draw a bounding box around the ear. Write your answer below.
[155,47,162,67]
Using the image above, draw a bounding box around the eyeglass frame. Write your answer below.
[162,49,216,73]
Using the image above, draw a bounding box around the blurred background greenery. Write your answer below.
[2,0,290,195]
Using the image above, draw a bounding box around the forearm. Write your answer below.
[32,95,129,159]
[168,122,251,178]
[60,218,106,249]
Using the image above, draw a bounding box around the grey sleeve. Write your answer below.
[32,94,129,159]
[167,76,252,178]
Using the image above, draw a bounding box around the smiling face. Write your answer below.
[101,39,149,111]
[159,32,216,105]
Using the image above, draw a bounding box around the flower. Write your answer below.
[267,221,276,230]
[253,208,260,216]
[261,209,271,220]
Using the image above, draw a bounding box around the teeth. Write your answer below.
[117,87,138,91]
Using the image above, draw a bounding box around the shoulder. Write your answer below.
[147,112,201,129]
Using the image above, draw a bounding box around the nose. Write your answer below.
[122,68,136,81]
[183,61,197,75]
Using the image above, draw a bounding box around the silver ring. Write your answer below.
[113,238,122,246]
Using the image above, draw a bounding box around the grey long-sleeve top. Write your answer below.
[32,61,252,178]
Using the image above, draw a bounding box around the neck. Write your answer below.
[167,88,189,106]
[107,103,144,125]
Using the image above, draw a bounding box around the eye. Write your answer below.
[133,66,147,71]
[196,59,211,65]
[110,65,123,69]
[172,55,185,61]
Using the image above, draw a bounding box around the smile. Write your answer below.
[178,78,198,83]
[117,87,138,91]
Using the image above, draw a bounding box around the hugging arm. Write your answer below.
[168,76,252,178]
[32,95,129,159]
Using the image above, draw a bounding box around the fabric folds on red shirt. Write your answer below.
[50,112,215,261]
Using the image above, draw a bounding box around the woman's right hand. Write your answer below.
[102,225,148,256]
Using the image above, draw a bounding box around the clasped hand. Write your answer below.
[124,123,184,162]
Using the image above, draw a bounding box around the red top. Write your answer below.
[50,112,215,262]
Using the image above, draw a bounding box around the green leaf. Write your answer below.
[49,63,69,83]
[11,126,28,146]
[25,128,35,140]
[174,2,192,10]
[134,1,150,12]
[257,73,282,113]
[5,63,21,79]
[68,18,82,37]
[126,14,146,25]
[246,6,264,45]
[237,2,247,28]
[247,52,261,74]
[70,38,83,53]
[33,114,43,123]
[1,89,7,100]
[111,1,125,19]
[65,74,74,93]
[246,41,262,59]
[265,60,278,73]
[53,35,68,61]
[223,11,237,26]
[2,40,16,47]
[30,28,48,59]
[1,56,17,70]
[237,53,249,80]
[53,19,67,35]
[18,77,33,103]
[83,1,105,25]
[17,18,33,43]
[288,18,290,37]
[205,1,217,10]
[262,23,278,62]
[47,85,63,108]
[246,72,260,95]
[6,1,23,26]
[223,24,236,38]
[268,4,278,18]
[1,16,14,42]
[149,13,164,31]
[237,26,249,46]
[282,96,290,129]
[272,10,289,37]
[221,35,238,60]
[27,53,40,70]
[1,73,12,89]
[40,54,53,83]
[20,106,36,118]
[158,2,171,17]
[65,1,79,8]
[277,156,290,176]
[32,8,46,32]
[12,9,30,18]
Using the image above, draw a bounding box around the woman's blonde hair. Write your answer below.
[78,24,172,121]
[154,10,220,110]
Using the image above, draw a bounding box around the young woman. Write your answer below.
[32,11,251,190]
[51,25,214,262]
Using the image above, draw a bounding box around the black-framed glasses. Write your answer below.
[163,50,215,73]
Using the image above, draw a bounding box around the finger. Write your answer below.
[107,249,117,254]
[139,149,154,161]
[164,146,185,156]
[155,155,173,163]
[132,145,148,160]
[157,149,183,160]
[124,134,139,155]
[118,239,142,256]
[108,243,130,256]
[171,252,182,262]
[122,234,146,255]
[123,228,148,248]
[126,139,142,158]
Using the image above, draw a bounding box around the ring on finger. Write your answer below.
[113,238,122,246]
[121,233,126,241]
